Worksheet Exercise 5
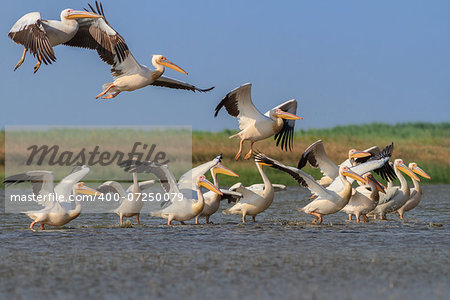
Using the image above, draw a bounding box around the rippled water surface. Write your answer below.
[1,185,449,299]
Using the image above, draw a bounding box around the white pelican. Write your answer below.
[97,175,156,225]
[297,140,396,188]
[222,158,275,223]
[396,162,431,219]
[8,6,102,73]
[54,2,213,99]
[341,173,386,222]
[214,83,301,160]
[195,164,241,224]
[120,156,223,225]
[370,159,420,220]
[5,165,101,229]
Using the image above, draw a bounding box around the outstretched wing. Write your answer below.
[63,1,141,77]
[4,171,55,207]
[267,99,298,151]
[151,76,214,92]
[254,153,330,199]
[177,154,222,191]
[8,12,56,65]
[297,139,339,179]
[214,83,265,130]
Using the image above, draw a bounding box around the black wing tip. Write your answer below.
[197,86,214,93]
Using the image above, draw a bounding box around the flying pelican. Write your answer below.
[297,140,396,188]
[195,163,241,224]
[8,7,102,73]
[256,145,393,224]
[369,159,420,220]
[222,157,275,223]
[54,2,213,99]
[214,83,302,160]
[97,174,156,225]
[341,173,386,222]
[396,162,430,219]
[4,165,101,229]
[120,156,223,225]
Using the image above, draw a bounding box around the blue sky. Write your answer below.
[1,0,449,130]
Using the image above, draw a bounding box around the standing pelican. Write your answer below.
[8,7,102,72]
[195,164,241,224]
[370,159,420,220]
[396,162,431,219]
[4,166,101,229]
[214,83,302,160]
[341,173,386,222]
[97,175,156,225]
[222,157,275,223]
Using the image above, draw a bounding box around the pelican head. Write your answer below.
[273,108,302,120]
[152,55,188,75]
[348,149,371,159]
[408,162,431,179]
[74,182,102,196]
[197,175,223,195]
[62,9,103,20]
[212,163,239,177]
[394,159,420,181]
[364,173,386,193]
[340,166,367,184]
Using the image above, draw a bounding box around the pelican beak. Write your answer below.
[275,110,302,120]
[397,163,420,181]
[66,10,103,19]
[76,185,102,196]
[349,151,371,159]
[411,165,431,179]
[367,175,386,193]
[213,163,239,177]
[198,177,223,195]
[160,59,188,75]
[342,169,367,184]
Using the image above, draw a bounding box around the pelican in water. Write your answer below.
[396,162,431,219]
[8,6,103,72]
[341,173,386,222]
[195,164,241,224]
[214,83,302,160]
[120,156,223,225]
[223,157,275,223]
[256,145,393,224]
[97,172,156,225]
[370,159,420,220]
[298,140,396,188]
[5,165,101,229]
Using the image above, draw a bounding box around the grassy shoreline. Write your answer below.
[1,122,449,186]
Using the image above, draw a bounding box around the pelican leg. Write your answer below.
[356,215,361,223]
[242,214,246,223]
[136,214,140,225]
[120,214,123,225]
[96,83,115,99]
[398,212,404,220]
[40,224,45,230]
[14,48,27,71]
[30,221,36,229]
[348,214,352,221]
[168,219,172,225]
[206,216,211,224]
[195,216,200,225]
[309,212,323,225]
[252,216,256,222]
[244,141,255,160]
[102,91,121,99]
[362,215,369,222]
[235,139,244,160]
[33,53,42,73]
[373,215,377,220]
[180,221,186,225]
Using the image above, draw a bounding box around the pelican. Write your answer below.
[120,156,223,225]
[214,83,301,160]
[396,162,431,219]
[370,159,420,220]
[341,173,386,222]
[4,165,101,229]
[256,145,393,224]
[195,164,241,224]
[8,6,102,73]
[97,174,156,225]
[222,157,275,223]
[297,140,396,188]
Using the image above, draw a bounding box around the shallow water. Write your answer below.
[1,185,449,299]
